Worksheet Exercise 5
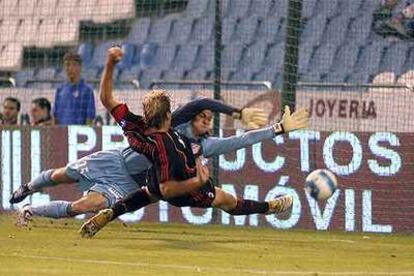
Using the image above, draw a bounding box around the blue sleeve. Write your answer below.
[86,87,96,120]
[171,98,239,127]
[201,127,275,158]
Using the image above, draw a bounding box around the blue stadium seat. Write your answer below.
[249,0,273,18]
[169,18,194,44]
[347,15,373,46]
[186,68,209,80]
[127,17,151,44]
[269,0,288,19]
[172,44,199,71]
[239,41,267,73]
[138,42,157,69]
[90,40,122,69]
[193,43,214,71]
[116,43,136,70]
[338,0,363,19]
[185,0,211,18]
[14,69,35,87]
[36,67,56,80]
[321,14,350,46]
[264,42,285,73]
[226,0,251,19]
[353,40,390,79]
[119,65,140,83]
[147,14,178,44]
[152,44,177,70]
[190,17,214,43]
[309,43,338,76]
[298,42,315,75]
[301,13,327,47]
[82,68,100,81]
[139,68,163,89]
[221,18,238,45]
[253,66,278,83]
[77,42,94,67]
[232,15,260,45]
[162,68,186,81]
[222,44,244,71]
[315,0,339,19]
[379,42,409,76]
[300,72,323,83]
[231,67,255,81]
[330,43,360,78]
[302,0,317,19]
[256,15,284,44]
[402,46,414,73]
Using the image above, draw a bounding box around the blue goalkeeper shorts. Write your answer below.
[65,150,141,206]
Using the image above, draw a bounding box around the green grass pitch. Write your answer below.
[0,214,413,275]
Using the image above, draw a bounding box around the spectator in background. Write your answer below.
[53,52,96,125]
[30,98,53,126]
[0,97,20,126]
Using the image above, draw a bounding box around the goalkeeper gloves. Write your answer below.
[233,107,268,129]
[273,105,309,135]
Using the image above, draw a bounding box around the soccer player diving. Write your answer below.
[79,47,309,238]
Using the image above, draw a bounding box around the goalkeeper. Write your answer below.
[79,47,309,238]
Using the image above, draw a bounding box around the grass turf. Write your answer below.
[0,214,413,275]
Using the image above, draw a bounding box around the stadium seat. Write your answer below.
[379,42,409,76]
[139,68,163,88]
[402,46,414,73]
[309,43,338,76]
[127,17,151,44]
[301,13,327,48]
[225,0,251,19]
[231,67,255,81]
[190,17,214,43]
[353,40,389,79]
[152,44,177,70]
[90,40,122,69]
[54,18,79,46]
[35,67,57,81]
[35,0,59,18]
[169,18,194,44]
[232,15,260,45]
[14,0,38,18]
[193,43,214,71]
[302,0,317,19]
[347,15,373,46]
[119,65,141,86]
[239,41,267,73]
[268,0,288,19]
[138,42,157,69]
[0,19,19,44]
[222,44,244,71]
[172,44,199,71]
[249,0,273,18]
[14,69,35,87]
[221,18,238,45]
[315,0,339,19]
[264,42,285,73]
[77,42,94,67]
[56,0,80,19]
[337,0,363,19]
[298,42,315,75]
[92,0,135,23]
[15,19,39,46]
[321,14,350,47]
[330,43,360,78]
[186,68,208,80]
[256,15,284,45]
[147,14,178,44]
[37,18,58,48]
[0,0,18,18]
[185,0,211,18]
[162,68,186,81]
[253,66,278,83]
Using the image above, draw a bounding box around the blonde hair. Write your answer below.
[143,89,171,128]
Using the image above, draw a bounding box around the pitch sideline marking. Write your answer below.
[1,253,414,275]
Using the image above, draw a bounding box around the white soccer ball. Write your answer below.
[304,169,338,200]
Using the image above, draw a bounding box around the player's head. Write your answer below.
[143,89,172,129]
[2,97,20,124]
[31,97,51,125]
[63,52,82,84]
[191,109,213,137]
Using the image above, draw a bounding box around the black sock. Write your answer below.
[227,199,269,215]
[111,188,151,220]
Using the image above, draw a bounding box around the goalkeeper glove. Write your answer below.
[273,105,309,134]
[233,107,268,129]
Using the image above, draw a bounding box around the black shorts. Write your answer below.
[166,179,216,208]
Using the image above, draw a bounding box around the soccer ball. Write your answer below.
[304,169,338,200]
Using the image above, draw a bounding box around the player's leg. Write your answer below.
[212,187,293,215]
[10,167,76,204]
[79,187,158,238]
[16,192,109,226]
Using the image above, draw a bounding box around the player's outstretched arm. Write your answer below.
[201,106,309,158]
[172,97,268,129]
[99,46,123,111]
